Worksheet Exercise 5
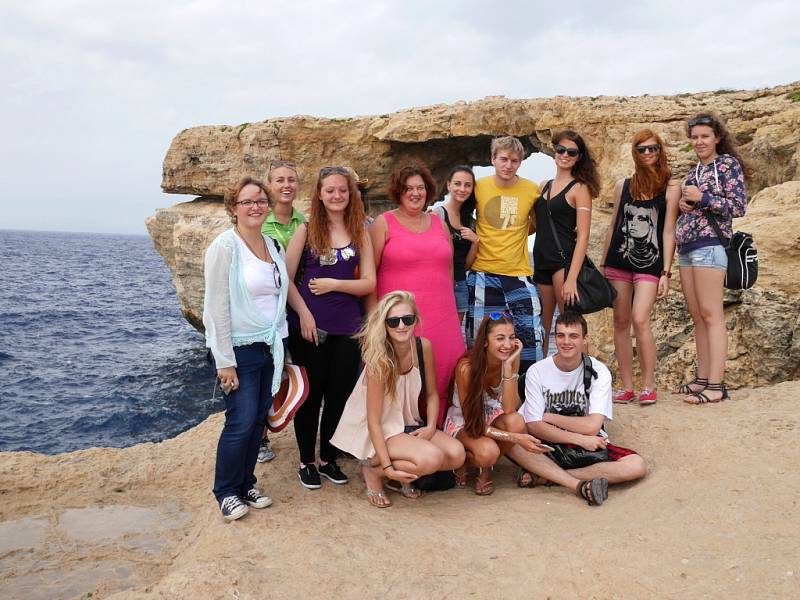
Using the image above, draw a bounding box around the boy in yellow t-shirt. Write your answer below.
[466,137,544,386]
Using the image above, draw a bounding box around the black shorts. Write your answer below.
[532,267,564,286]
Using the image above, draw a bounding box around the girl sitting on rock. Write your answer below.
[330,291,465,508]
[444,312,545,495]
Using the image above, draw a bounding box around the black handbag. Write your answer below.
[543,183,616,314]
[703,210,758,290]
[546,355,609,469]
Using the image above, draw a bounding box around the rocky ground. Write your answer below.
[2,382,798,599]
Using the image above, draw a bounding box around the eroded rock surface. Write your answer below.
[149,83,800,389]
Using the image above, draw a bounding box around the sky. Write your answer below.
[1,0,798,235]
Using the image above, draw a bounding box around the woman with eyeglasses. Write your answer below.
[255,160,304,464]
[674,114,748,404]
[368,163,466,427]
[429,165,479,323]
[599,130,680,406]
[285,166,377,489]
[331,291,465,508]
[443,313,546,495]
[203,177,289,521]
[532,131,601,355]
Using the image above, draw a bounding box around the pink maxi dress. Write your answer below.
[377,212,466,426]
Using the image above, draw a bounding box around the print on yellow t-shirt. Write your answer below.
[472,176,539,277]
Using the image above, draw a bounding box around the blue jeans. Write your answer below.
[212,342,275,502]
[678,244,728,271]
[453,279,468,313]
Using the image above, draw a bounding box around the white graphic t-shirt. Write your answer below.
[520,355,612,426]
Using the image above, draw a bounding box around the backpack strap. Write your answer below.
[582,353,597,398]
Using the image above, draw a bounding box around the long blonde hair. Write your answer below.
[355,291,421,401]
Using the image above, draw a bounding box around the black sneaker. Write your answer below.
[318,461,349,485]
[243,487,273,509]
[298,464,321,489]
[219,495,248,521]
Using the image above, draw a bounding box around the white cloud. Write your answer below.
[0,0,797,233]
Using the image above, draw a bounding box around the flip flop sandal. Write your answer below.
[515,467,538,488]
[366,489,391,508]
[385,481,423,499]
[453,467,468,488]
[576,478,608,506]
[473,472,495,496]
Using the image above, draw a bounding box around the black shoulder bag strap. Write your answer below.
[543,180,569,268]
[416,336,426,397]
[702,209,731,250]
[294,244,309,285]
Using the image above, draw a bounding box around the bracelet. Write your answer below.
[502,373,520,381]
[661,270,671,278]
[382,464,392,471]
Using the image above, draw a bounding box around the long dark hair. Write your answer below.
[442,164,476,227]
[458,315,514,439]
[552,130,600,197]
[687,112,750,179]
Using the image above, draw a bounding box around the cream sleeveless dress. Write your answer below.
[330,362,424,461]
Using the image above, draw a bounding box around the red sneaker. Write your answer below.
[613,389,636,404]
[639,388,657,405]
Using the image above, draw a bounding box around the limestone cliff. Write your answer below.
[147,82,800,389]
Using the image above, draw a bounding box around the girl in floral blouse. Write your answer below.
[673,113,747,404]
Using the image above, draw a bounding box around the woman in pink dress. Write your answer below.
[368,163,466,427]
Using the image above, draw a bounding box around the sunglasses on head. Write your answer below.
[488,310,512,321]
[636,144,661,155]
[386,314,416,328]
[319,166,350,177]
[688,116,715,128]
[269,160,297,171]
[554,145,580,158]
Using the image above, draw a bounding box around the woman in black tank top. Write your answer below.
[430,165,479,322]
[532,130,600,355]
[599,130,680,406]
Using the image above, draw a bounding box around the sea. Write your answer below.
[0,229,219,455]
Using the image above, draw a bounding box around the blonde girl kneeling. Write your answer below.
[331,291,465,508]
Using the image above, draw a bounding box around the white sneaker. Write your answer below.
[220,495,249,521]
[243,487,273,509]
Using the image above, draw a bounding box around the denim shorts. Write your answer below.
[454,279,468,312]
[678,245,728,271]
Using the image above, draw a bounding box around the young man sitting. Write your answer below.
[508,311,646,505]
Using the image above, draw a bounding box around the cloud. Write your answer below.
[0,0,797,233]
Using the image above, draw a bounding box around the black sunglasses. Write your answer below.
[554,144,580,158]
[386,314,416,328]
[688,116,715,128]
[636,144,661,155]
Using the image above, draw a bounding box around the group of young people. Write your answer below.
[202,112,748,520]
